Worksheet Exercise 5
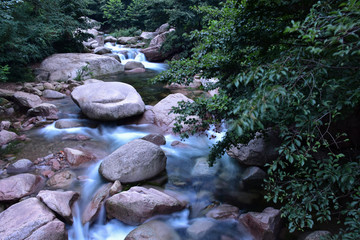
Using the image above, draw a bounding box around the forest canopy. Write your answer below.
[154,0,360,238]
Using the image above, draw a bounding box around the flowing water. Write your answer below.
[14,45,263,239]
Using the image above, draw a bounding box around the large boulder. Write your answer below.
[227,131,280,167]
[99,139,166,182]
[93,46,112,55]
[140,29,175,62]
[0,197,66,240]
[105,186,186,225]
[239,207,281,240]
[71,82,145,121]
[205,204,240,220]
[125,220,181,240]
[13,91,42,109]
[0,130,18,146]
[0,173,44,201]
[152,93,194,133]
[38,53,124,81]
[37,190,79,223]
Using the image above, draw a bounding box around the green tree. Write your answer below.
[0,0,93,81]
[154,0,360,238]
[102,0,126,27]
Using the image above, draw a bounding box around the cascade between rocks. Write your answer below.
[0,45,276,240]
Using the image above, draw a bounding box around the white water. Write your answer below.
[27,44,254,239]
[104,43,168,72]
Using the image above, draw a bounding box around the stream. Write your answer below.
[15,44,262,239]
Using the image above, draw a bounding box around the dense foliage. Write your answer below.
[154,0,360,238]
[102,0,223,57]
[0,0,93,81]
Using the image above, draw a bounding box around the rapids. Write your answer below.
[14,46,259,239]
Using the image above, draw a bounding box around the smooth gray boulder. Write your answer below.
[39,53,124,81]
[0,173,44,201]
[141,133,166,145]
[99,139,166,182]
[105,186,186,225]
[140,32,157,40]
[71,82,145,121]
[0,197,66,240]
[13,91,42,108]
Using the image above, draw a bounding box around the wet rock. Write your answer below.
[241,166,267,188]
[205,204,240,220]
[104,36,117,43]
[171,140,189,147]
[0,173,44,201]
[13,91,42,109]
[82,183,112,224]
[109,180,122,196]
[239,207,281,240]
[141,133,166,145]
[27,103,59,120]
[186,218,216,239]
[0,197,66,240]
[42,89,66,99]
[191,157,217,177]
[23,219,67,240]
[71,82,145,121]
[103,53,121,62]
[227,131,280,167]
[124,61,145,70]
[94,46,112,55]
[64,147,95,166]
[39,53,124,81]
[37,190,79,223]
[140,29,175,62]
[152,93,194,133]
[300,231,331,240]
[99,139,166,182]
[46,170,76,189]
[105,186,186,225]
[125,220,181,240]
[61,134,91,141]
[55,119,84,129]
[7,159,34,174]
[0,130,18,145]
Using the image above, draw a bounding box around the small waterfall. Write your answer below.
[104,42,168,72]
